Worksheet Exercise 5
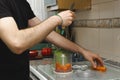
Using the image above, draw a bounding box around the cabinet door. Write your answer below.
[75,0,91,10]
[57,0,91,10]
[57,0,74,9]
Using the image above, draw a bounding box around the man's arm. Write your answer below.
[0,10,74,54]
[28,17,104,68]
[28,17,84,53]
[46,30,103,68]
[0,16,58,54]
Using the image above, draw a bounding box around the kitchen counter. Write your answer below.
[30,58,120,80]
[30,58,75,80]
[30,58,53,80]
[30,58,53,66]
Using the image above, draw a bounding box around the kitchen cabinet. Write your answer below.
[48,0,91,11]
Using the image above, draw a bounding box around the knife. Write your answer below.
[57,3,75,36]
[66,3,75,40]
[70,2,75,11]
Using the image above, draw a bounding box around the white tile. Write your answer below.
[99,1,114,18]
[92,0,100,4]
[73,28,120,61]
[75,10,91,20]
[99,29,114,56]
[114,0,120,17]
[73,28,100,51]
[113,29,120,57]
[75,3,100,19]
[88,5,100,19]
[99,51,115,60]
[76,0,118,20]
[92,0,114,5]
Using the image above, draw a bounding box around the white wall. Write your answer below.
[74,0,120,62]
[27,0,48,20]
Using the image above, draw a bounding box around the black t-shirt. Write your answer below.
[0,0,35,80]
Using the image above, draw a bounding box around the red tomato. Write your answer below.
[41,48,52,56]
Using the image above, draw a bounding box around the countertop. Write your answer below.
[30,58,53,66]
[30,58,74,80]
[30,58,120,80]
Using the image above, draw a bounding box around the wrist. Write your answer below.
[55,14,63,26]
[53,14,63,26]
[49,16,60,26]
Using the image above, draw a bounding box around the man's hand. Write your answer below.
[57,10,75,27]
[82,50,104,68]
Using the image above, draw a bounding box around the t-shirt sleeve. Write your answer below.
[0,0,12,18]
[25,1,36,20]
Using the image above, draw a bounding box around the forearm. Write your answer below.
[0,16,60,54]
[0,10,74,54]
[46,31,86,55]
[17,16,61,52]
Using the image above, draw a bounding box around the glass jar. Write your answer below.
[53,49,72,73]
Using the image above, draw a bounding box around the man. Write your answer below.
[0,0,103,80]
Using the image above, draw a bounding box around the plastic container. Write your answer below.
[53,49,72,73]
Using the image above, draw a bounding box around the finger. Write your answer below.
[90,59,97,68]
[70,11,75,18]
[96,57,104,66]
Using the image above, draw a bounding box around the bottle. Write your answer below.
[53,49,72,73]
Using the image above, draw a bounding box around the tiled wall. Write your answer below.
[74,18,120,28]
[74,0,120,28]
[73,0,120,62]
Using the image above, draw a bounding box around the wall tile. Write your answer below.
[73,0,120,61]
[75,10,91,20]
[111,18,120,28]
[99,1,114,18]
[86,20,99,27]
[99,19,112,28]
[88,5,100,19]
[92,0,114,5]
[73,28,100,51]
[74,20,87,27]
[113,29,120,57]
[76,0,119,20]
[99,29,114,57]
[114,0,120,17]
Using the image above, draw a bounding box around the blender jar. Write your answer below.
[53,49,72,73]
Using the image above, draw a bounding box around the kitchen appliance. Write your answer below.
[30,58,120,80]
[53,49,72,73]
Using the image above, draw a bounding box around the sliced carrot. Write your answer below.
[92,66,107,72]
[55,62,72,72]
